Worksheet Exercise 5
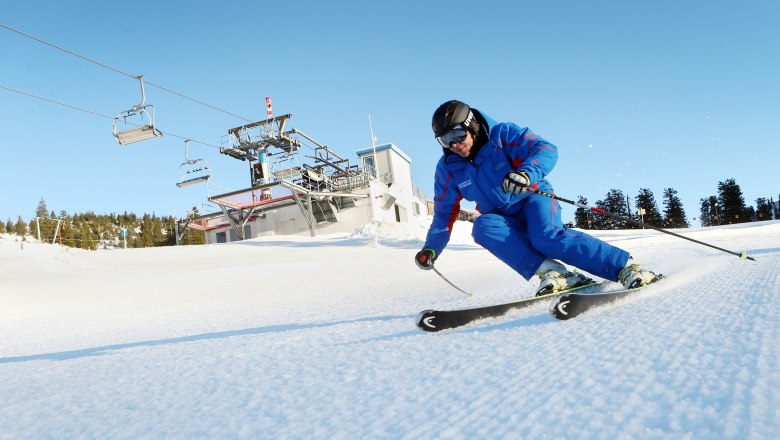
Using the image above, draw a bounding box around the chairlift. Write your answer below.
[177,140,212,188]
[270,152,302,181]
[113,75,163,145]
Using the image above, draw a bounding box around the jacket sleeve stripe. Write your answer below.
[434,172,453,201]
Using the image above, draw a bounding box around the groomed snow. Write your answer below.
[1,220,778,439]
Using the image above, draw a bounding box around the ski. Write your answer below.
[549,275,665,320]
[416,281,602,332]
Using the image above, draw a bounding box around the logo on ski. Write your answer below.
[556,300,570,316]
[549,275,665,320]
[416,310,439,330]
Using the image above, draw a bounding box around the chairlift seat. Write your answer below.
[115,124,163,145]
[112,76,163,146]
[177,158,211,188]
[113,106,162,145]
[176,175,211,188]
[304,168,325,182]
[273,165,302,177]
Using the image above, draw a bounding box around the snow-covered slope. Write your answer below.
[1,221,778,439]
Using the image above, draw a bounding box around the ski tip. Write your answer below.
[416,310,437,331]
[549,294,574,320]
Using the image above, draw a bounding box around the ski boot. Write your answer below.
[536,269,593,297]
[618,260,660,289]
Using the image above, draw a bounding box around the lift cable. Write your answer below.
[0,23,254,123]
[0,83,221,149]
[1,24,322,155]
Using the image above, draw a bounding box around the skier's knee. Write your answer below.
[471,218,487,245]
[471,214,505,248]
[527,227,562,253]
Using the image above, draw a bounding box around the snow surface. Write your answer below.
[1,220,779,439]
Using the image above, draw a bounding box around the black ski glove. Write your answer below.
[415,248,437,270]
[501,170,530,194]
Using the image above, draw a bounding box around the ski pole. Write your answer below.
[529,188,756,261]
[431,266,474,297]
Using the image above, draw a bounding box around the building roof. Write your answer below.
[355,143,412,164]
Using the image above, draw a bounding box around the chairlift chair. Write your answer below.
[113,75,163,145]
[177,140,212,188]
[270,153,302,181]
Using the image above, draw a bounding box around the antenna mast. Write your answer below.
[369,114,377,177]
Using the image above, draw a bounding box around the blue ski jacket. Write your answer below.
[423,109,558,256]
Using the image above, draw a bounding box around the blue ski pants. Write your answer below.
[471,194,629,281]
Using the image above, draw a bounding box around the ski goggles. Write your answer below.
[436,126,467,149]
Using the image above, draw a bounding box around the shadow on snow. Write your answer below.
[0,313,414,364]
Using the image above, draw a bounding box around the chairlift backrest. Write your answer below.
[270,153,303,181]
[176,140,212,188]
[176,161,211,188]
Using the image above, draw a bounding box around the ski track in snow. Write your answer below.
[1,222,779,439]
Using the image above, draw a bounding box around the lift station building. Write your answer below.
[178,114,429,244]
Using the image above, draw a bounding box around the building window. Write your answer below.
[363,156,376,177]
[394,204,407,222]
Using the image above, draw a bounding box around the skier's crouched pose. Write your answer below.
[415,100,659,295]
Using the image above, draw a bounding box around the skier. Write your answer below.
[415,100,659,295]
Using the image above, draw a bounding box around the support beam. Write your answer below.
[218,204,258,241]
[175,217,192,245]
[305,194,315,237]
[289,191,315,237]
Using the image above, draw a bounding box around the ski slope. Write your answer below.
[1,220,778,439]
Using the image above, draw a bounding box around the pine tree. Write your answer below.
[595,189,631,229]
[634,188,663,227]
[717,178,747,224]
[27,218,36,240]
[28,198,58,242]
[35,198,49,219]
[744,206,756,222]
[11,201,207,249]
[138,214,149,247]
[755,198,773,222]
[774,196,779,220]
[574,195,591,229]
[0,219,6,234]
[777,195,780,220]
[662,188,689,228]
[79,222,95,250]
[162,217,177,246]
[14,217,27,237]
[699,196,716,227]
[58,211,73,246]
[185,229,206,245]
[591,200,609,230]
[699,196,717,227]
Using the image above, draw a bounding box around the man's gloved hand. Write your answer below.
[415,248,437,270]
[501,170,530,194]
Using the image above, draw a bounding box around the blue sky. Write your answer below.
[2,0,778,225]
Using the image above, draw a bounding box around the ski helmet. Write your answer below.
[432,100,479,137]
